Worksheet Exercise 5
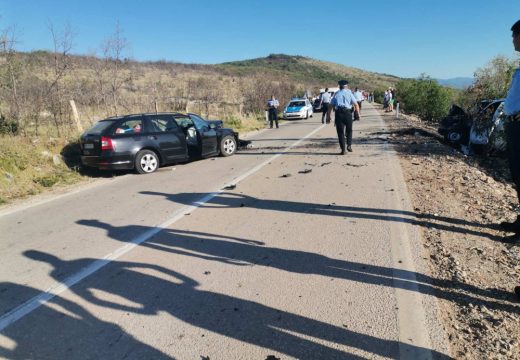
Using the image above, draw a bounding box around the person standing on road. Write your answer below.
[332,80,360,155]
[497,19,520,300]
[267,95,280,129]
[320,88,332,124]
[354,87,364,120]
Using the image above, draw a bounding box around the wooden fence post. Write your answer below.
[69,99,83,133]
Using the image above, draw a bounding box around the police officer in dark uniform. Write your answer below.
[332,80,360,154]
[267,95,280,129]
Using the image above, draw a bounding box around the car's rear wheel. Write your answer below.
[135,150,159,174]
[220,135,237,157]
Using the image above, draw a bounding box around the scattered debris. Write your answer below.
[203,271,211,275]
[320,162,332,167]
[345,163,366,167]
[298,169,312,174]
[238,140,253,149]
[280,174,292,178]
[223,184,236,190]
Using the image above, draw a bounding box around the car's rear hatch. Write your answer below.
[80,120,115,156]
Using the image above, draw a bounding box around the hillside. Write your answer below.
[436,77,474,89]
[1,52,399,134]
[219,54,399,91]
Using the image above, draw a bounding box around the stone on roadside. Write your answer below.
[52,155,62,166]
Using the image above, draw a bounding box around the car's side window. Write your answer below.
[147,115,178,133]
[113,118,143,135]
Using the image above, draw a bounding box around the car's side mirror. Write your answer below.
[209,123,216,130]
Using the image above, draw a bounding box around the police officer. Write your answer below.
[332,80,360,154]
[267,95,280,129]
[497,20,520,300]
[320,88,332,124]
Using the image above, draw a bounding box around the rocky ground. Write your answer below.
[376,106,520,359]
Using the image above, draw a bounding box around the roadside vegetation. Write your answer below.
[393,55,519,124]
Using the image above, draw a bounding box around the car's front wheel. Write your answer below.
[447,131,462,144]
[135,150,159,174]
[220,135,237,157]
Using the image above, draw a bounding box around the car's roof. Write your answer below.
[102,112,196,121]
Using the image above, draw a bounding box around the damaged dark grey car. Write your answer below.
[80,112,239,174]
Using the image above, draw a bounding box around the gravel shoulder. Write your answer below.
[378,105,520,359]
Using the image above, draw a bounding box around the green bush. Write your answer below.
[396,75,453,122]
[224,115,242,129]
[33,174,60,187]
[373,88,386,104]
[0,114,19,135]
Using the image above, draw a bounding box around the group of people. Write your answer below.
[266,81,363,155]
[383,88,395,112]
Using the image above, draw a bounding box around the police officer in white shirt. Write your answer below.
[267,95,280,129]
[319,88,332,124]
[495,19,520,300]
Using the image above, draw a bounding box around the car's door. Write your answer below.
[144,114,188,162]
[111,116,148,156]
[190,114,218,157]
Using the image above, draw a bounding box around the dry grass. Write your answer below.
[0,135,84,204]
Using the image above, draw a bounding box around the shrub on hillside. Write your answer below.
[373,88,386,104]
[224,115,242,129]
[0,114,19,135]
[396,75,453,122]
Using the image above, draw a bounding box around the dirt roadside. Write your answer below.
[376,105,520,359]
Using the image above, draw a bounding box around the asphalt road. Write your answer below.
[0,103,450,359]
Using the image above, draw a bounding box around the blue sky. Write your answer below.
[1,0,519,78]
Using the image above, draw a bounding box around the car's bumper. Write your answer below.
[283,113,306,119]
[81,155,134,170]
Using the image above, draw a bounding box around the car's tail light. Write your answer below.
[101,136,115,151]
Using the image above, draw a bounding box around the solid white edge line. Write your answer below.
[0,123,326,332]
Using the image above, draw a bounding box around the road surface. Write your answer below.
[0,103,450,359]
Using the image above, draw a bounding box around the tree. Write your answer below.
[48,22,75,136]
[397,75,454,122]
[458,55,518,110]
[0,25,22,132]
[100,23,132,115]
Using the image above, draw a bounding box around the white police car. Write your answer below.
[283,98,314,120]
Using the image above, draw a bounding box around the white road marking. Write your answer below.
[0,123,326,332]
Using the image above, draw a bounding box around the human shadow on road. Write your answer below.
[0,282,170,360]
[141,191,503,241]
[21,250,452,360]
[75,220,520,315]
